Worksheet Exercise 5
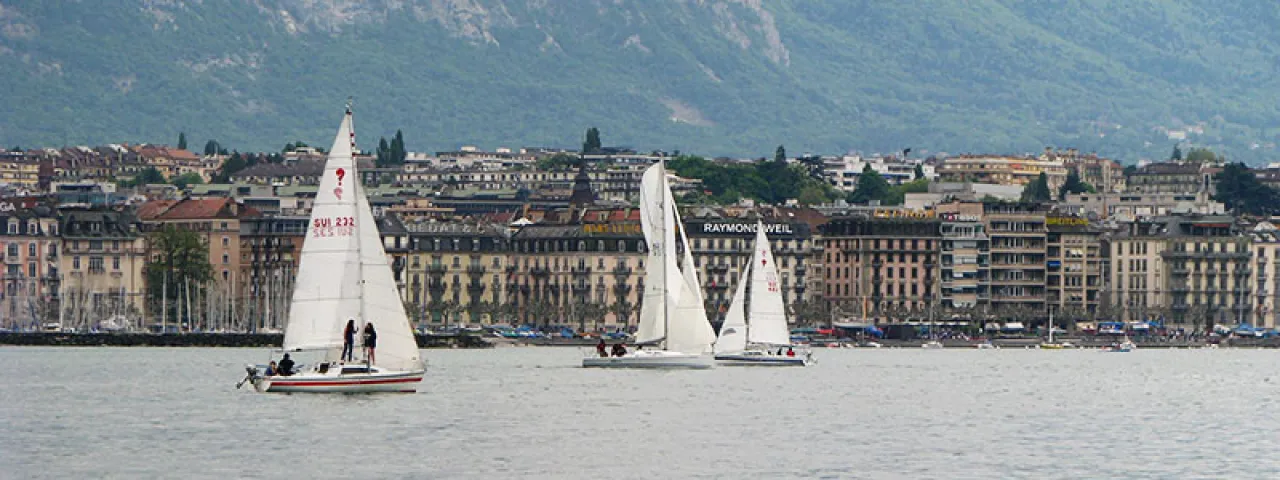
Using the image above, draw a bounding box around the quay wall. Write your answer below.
[0,332,493,349]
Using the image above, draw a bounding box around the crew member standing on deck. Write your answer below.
[362,322,378,365]
[342,319,356,362]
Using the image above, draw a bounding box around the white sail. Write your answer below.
[282,111,363,353]
[746,220,791,346]
[635,163,672,344]
[354,185,422,372]
[714,266,749,354]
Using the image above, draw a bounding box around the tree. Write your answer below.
[1214,162,1280,215]
[848,164,891,204]
[797,185,832,205]
[582,127,601,155]
[177,132,187,150]
[1170,144,1182,161]
[774,145,786,163]
[213,152,248,183]
[914,164,925,180]
[145,226,213,324]
[128,167,166,186]
[1185,147,1221,164]
[392,130,407,164]
[536,153,578,171]
[1020,172,1051,203]
[171,173,204,189]
[203,140,224,156]
[1058,169,1089,200]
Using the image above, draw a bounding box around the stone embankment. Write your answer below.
[0,332,492,349]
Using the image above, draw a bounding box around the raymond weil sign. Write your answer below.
[687,222,808,237]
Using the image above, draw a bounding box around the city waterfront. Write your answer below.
[3,347,1278,479]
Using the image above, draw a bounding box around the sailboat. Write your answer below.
[239,104,426,393]
[713,220,811,366]
[582,161,716,369]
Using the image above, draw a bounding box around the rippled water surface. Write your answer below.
[2,346,1279,479]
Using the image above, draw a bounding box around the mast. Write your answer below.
[1048,305,1054,343]
[349,100,368,336]
[659,157,669,351]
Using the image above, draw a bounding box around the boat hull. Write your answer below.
[714,352,810,366]
[253,369,424,393]
[582,350,713,369]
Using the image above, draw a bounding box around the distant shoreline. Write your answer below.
[0,332,492,349]
[3,333,1275,349]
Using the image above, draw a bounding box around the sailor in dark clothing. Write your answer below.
[342,319,356,362]
[362,323,378,364]
[277,354,295,376]
[596,339,608,357]
[611,343,627,357]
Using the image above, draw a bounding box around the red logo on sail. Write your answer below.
[334,168,346,199]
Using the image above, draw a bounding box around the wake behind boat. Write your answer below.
[582,160,716,369]
[239,104,425,393]
[713,220,811,366]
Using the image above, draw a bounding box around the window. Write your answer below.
[73,256,81,270]
[27,220,37,234]
[6,243,16,257]
[89,256,104,273]
[27,242,35,257]
[90,240,103,251]
[222,236,229,247]
[27,262,36,278]
[222,254,229,264]
[7,220,16,234]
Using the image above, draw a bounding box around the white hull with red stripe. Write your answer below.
[250,363,424,393]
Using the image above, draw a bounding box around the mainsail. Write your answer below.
[282,110,363,353]
[746,220,791,346]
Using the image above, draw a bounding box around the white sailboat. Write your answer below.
[240,104,425,393]
[713,220,811,366]
[582,161,716,369]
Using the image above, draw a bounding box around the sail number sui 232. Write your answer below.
[312,216,355,237]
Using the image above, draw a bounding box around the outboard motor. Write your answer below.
[236,364,261,389]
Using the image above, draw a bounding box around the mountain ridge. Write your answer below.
[2,1,1279,162]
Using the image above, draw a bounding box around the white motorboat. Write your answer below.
[712,220,811,366]
[582,160,716,369]
[239,104,425,393]
[922,340,944,349]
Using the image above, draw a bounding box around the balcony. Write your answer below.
[1206,252,1250,260]
[427,264,448,274]
[427,280,446,292]
[530,266,550,276]
[571,266,592,275]
[3,255,19,264]
[466,265,487,275]
[707,264,730,273]
[505,264,517,273]
[1233,267,1252,276]
[571,284,590,293]
[467,281,485,292]
[1161,251,1194,259]
[612,266,633,276]
[708,283,728,291]
[613,284,633,295]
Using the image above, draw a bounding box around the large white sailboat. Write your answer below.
[713,220,811,366]
[240,105,425,393]
[582,161,716,369]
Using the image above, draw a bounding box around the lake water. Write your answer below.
[2,346,1278,479]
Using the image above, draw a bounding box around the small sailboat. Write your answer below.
[1040,308,1067,349]
[582,160,716,369]
[239,104,425,393]
[713,220,811,366]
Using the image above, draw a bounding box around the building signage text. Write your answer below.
[699,223,795,235]
[1046,216,1088,226]
[582,224,642,235]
